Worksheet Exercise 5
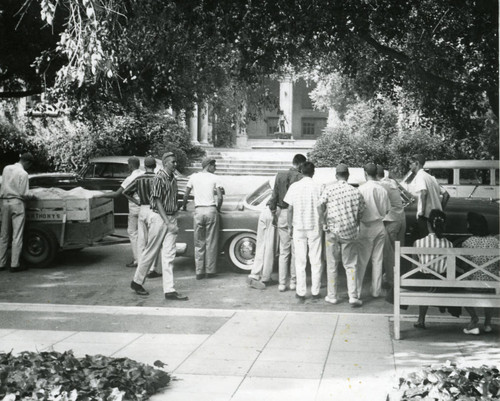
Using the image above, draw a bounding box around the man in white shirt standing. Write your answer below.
[182,157,223,279]
[408,154,450,243]
[357,163,391,299]
[0,153,34,272]
[284,161,323,303]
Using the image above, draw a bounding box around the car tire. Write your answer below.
[225,232,257,274]
[22,228,58,268]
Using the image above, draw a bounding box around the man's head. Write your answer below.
[301,161,315,178]
[162,152,177,174]
[409,154,426,173]
[364,163,377,179]
[19,152,34,170]
[292,154,306,170]
[144,156,156,171]
[201,157,216,172]
[376,165,385,179]
[335,163,349,181]
[128,156,140,171]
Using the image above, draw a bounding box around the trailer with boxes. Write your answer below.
[0,187,118,268]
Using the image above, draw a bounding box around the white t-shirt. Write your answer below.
[283,177,321,230]
[413,170,443,217]
[358,180,390,224]
[186,171,223,207]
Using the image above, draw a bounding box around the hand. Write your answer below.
[272,214,278,227]
[288,227,293,238]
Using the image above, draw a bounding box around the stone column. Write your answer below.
[188,104,199,144]
[199,103,210,145]
[279,77,293,136]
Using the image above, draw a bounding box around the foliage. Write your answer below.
[0,350,170,401]
[389,362,500,400]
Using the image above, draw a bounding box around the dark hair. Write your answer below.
[364,163,377,177]
[128,156,140,169]
[301,161,315,177]
[292,154,306,167]
[428,209,447,239]
[467,212,490,237]
[376,165,385,178]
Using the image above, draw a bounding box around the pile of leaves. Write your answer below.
[0,351,170,401]
[389,362,500,400]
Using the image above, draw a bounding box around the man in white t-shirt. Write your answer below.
[182,158,223,279]
[409,154,450,243]
[98,156,143,267]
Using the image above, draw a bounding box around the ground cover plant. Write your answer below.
[389,362,499,400]
[0,351,170,401]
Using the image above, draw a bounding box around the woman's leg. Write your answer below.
[414,306,428,328]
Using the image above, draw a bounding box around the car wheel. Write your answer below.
[22,228,58,268]
[225,232,257,274]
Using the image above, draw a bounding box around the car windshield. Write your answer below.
[245,181,272,207]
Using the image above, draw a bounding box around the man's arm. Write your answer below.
[96,187,124,199]
[440,188,450,210]
[287,204,294,238]
[122,180,140,206]
[215,187,223,212]
[156,199,171,224]
[417,189,428,217]
[181,186,192,211]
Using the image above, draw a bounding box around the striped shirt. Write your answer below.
[123,172,156,206]
[151,169,178,215]
[283,177,321,230]
[414,233,453,274]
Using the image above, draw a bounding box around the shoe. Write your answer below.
[147,271,162,279]
[325,296,338,305]
[196,274,205,280]
[278,284,286,292]
[463,327,480,335]
[289,283,296,291]
[349,299,363,308]
[484,325,493,333]
[295,294,306,303]
[312,293,322,300]
[262,279,278,287]
[206,273,218,279]
[165,292,189,301]
[10,266,28,273]
[0,266,6,271]
[381,281,391,290]
[130,281,149,296]
[413,322,426,329]
[247,277,265,290]
[126,261,138,268]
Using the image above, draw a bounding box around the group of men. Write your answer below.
[246,153,449,307]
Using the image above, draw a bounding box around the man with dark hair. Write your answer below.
[269,153,306,292]
[0,152,34,272]
[182,157,223,279]
[320,164,365,307]
[408,154,450,243]
[284,161,323,302]
[357,163,390,299]
[99,156,143,268]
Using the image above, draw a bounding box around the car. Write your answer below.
[401,159,499,200]
[27,156,189,227]
[176,167,500,273]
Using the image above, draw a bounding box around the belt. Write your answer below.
[152,210,177,216]
[195,205,216,208]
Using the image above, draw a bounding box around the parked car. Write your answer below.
[27,156,189,227]
[401,159,499,200]
[176,167,500,273]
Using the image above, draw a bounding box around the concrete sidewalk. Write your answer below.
[0,303,498,401]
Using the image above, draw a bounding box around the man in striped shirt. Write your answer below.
[130,152,188,301]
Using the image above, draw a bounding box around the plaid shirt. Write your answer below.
[151,169,178,215]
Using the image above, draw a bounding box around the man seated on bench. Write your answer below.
[413,209,458,329]
[460,212,500,335]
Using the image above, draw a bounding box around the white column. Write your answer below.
[279,77,293,136]
[199,103,209,145]
[235,98,248,148]
[189,104,199,144]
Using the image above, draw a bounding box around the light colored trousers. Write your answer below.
[134,212,178,293]
[128,202,140,263]
[249,207,275,281]
[382,218,406,286]
[137,205,161,273]
[277,209,296,286]
[294,228,323,297]
[356,221,386,298]
[0,199,25,268]
[324,234,359,301]
[194,206,219,275]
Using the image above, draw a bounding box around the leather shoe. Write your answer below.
[147,271,162,279]
[165,292,188,301]
[196,274,205,280]
[10,266,28,273]
[206,273,218,279]
[295,294,306,303]
[0,266,7,271]
[130,281,149,296]
[262,279,278,287]
[126,261,138,268]
[312,293,322,300]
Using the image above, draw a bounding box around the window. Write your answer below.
[112,163,130,178]
[460,169,491,185]
[301,118,327,137]
[427,169,453,185]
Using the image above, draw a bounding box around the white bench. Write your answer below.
[393,242,500,340]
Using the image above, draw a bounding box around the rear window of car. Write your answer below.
[427,168,453,185]
[459,169,491,185]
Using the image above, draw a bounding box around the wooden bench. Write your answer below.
[393,242,500,340]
